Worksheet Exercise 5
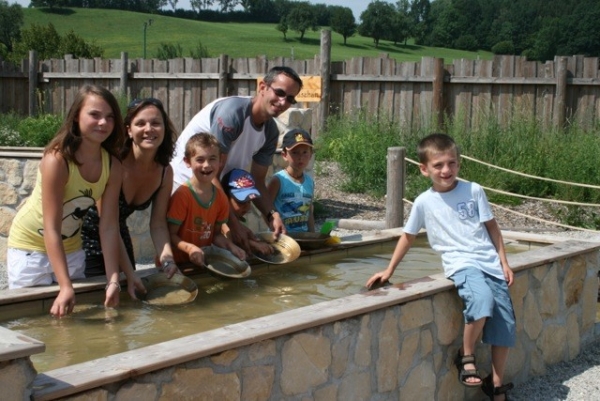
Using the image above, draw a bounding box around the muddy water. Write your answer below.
[1,239,533,372]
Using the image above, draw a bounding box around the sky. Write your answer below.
[10,1,370,20]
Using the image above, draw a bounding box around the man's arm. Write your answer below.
[251,162,285,236]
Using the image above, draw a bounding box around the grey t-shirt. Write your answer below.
[171,96,279,190]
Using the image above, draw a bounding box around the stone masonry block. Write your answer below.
[281,333,331,395]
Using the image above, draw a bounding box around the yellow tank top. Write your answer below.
[8,149,111,253]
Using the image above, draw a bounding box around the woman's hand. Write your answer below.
[104,281,121,308]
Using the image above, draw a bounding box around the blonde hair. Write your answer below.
[184,132,220,159]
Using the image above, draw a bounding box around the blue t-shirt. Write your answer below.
[272,170,314,232]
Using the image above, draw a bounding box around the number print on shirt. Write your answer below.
[457,201,476,220]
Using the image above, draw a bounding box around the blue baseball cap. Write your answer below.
[221,169,261,203]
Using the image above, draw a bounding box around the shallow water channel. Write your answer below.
[1,238,532,372]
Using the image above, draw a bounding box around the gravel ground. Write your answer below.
[1,161,599,397]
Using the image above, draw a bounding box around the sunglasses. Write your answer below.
[127,97,164,110]
[267,85,297,105]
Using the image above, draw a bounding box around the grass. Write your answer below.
[316,111,600,229]
[19,7,493,62]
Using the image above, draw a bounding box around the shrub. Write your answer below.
[189,41,210,58]
[155,43,183,60]
[455,35,478,51]
[492,41,515,55]
[0,113,62,147]
[17,114,63,146]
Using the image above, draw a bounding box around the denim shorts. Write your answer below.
[7,248,86,289]
[450,267,516,347]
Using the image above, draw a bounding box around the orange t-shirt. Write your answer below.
[167,182,229,264]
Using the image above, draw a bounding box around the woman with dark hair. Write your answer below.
[82,97,180,300]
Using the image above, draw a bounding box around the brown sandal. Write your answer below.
[454,351,482,387]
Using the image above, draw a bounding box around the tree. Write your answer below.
[409,0,430,45]
[276,16,288,40]
[358,0,395,48]
[30,0,69,9]
[190,0,213,13]
[13,23,62,61]
[167,0,179,10]
[10,22,104,62]
[0,0,23,54]
[330,6,356,45]
[217,0,239,13]
[60,29,104,58]
[286,2,318,41]
[395,0,413,45]
[239,0,251,12]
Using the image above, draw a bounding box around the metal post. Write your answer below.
[143,19,153,59]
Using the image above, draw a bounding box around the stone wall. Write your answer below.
[0,108,313,288]
[19,239,599,401]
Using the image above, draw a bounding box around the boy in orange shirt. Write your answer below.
[167,133,245,267]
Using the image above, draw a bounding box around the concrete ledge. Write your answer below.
[0,326,45,362]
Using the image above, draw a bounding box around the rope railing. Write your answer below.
[460,154,600,190]
[403,157,600,232]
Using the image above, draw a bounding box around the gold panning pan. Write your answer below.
[203,245,251,278]
[254,232,301,264]
[287,232,332,251]
[139,272,198,306]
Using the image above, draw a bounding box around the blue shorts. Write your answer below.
[450,267,516,347]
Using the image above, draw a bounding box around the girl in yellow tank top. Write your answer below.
[7,85,125,318]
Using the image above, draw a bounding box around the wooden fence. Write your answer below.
[2,32,600,135]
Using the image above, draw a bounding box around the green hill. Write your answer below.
[21,7,492,62]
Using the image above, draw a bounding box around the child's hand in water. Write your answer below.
[251,240,275,255]
[366,271,392,290]
[229,243,247,261]
[188,246,205,267]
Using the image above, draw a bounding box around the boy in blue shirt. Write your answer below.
[366,133,515,401]
[267,128,315,233]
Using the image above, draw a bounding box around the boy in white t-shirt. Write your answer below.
[366,133,515,401]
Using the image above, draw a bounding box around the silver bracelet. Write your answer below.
[105,281,121,292]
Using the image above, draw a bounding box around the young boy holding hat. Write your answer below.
[221,169,275,255]
[267,128,315,233]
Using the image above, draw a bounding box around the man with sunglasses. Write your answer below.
[171,66,303,252]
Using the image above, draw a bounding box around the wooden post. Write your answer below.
[386,147,405,229]
[432,57,444,130]
[218,54,229,98]
[28,50,37,117]
[555,56,568,129]
[120,52,128,97]
[318,29,331,136]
